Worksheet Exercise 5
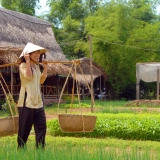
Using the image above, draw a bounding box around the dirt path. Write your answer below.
[45,108,95,121]
[45,106,160,121]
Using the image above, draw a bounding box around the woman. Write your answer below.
[17,42,48,149]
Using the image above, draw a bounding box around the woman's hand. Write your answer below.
[40,59,48,83]
[41,59,49,71]
[22,51,33,79]
[23,51,30,63]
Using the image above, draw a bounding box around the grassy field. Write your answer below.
[1,135,160,160]
[1,100,160,159]
[44,100,160,115]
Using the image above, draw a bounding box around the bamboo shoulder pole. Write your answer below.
[0,60,81,68]
[0,62,20,68]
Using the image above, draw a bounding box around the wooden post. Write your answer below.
[11,66,13,95]
[157,68,159,100]
[67,76,68,94]
[136,63,140,100]
[88,35,94,112]
[82,85,84,100]
[100,76,102,98]
[57,75,59,98]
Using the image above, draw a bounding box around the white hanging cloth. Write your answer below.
[137,63,160,82]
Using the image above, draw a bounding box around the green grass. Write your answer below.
[0,135,160,160]
[44,100,129,114]
[0,110,9,118]
[44,100,160,115]
[1,100,159,117]
[95,100,128,107]
[1,100,160,159]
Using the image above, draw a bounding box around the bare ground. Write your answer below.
[45,105,160,121]
[45,108,95,120]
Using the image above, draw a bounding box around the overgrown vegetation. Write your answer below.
[1,100,160,159]
[44,100,160,141]
[47,113,160,141]
[1,135,160,160]
[1,94,17,117]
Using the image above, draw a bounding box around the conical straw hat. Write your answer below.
[19,42,47,58]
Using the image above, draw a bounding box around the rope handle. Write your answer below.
[58,63,74,108]
[58,60,95,113]
[0,73,17,133]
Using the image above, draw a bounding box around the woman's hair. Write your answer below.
[19,57,26,63]
[19,53,46,64]
[39,53,46,62]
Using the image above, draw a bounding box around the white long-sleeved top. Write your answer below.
[17,63,47,109]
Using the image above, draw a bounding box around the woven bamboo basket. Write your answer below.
[58,114,97,133]
[0,116,19,137]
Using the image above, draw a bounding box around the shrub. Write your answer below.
[0,100,5,110]
[47,113,160,141]
[2,94,17,116]
[62,95,79,102]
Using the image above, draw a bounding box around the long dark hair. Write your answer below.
[19,53,46,64]
[18,57,26,63]
[39,53,46,62]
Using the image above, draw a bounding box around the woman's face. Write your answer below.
[30,50,40,62]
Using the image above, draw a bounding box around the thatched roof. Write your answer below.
[0,8,107,84]
[0,7,67,64]
[49,57,107,84]
[49,63,71,75]
[73,57,107,84]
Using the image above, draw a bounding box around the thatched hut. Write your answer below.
[0,8,67,62]
[0,7,108,104]
[75,57,107,83]
[0,7,68,103]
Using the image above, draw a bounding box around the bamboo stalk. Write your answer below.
[0,80,16,133]
[0,73,18,115]
[0,62,20,68]
[57,63,74,108]
[0,60,81,68]
[77,64,95,107]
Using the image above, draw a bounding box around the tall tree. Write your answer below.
[45,0,160,99]
[75,1,160,99]
[1,0,40,16]
[47,0,99,59]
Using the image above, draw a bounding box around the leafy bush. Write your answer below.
[2,94,17,116]
[0,100,5,110]
[62,95,79,102]
[47,119,62,136]
[47,113,160,141]
[58,102,90,109]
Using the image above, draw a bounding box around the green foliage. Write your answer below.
[47,113,160,141]
[46,0,99,59]
[2,94,17,117]
[1,0,40,16]
[47,119,61,136]
[2,0,160,99]
[1,135,160,160]
[58,102,90,109]
[0,100,5,110]
[78,1,160,99]
[62,95,79,102]
[47,0,97,27]
[46,0,160,99]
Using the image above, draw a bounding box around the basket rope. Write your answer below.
[58,60,96,132]
[58,63,74,108]
[0,73,17,134]
[73,62,85,132]
[77,64,95,105]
